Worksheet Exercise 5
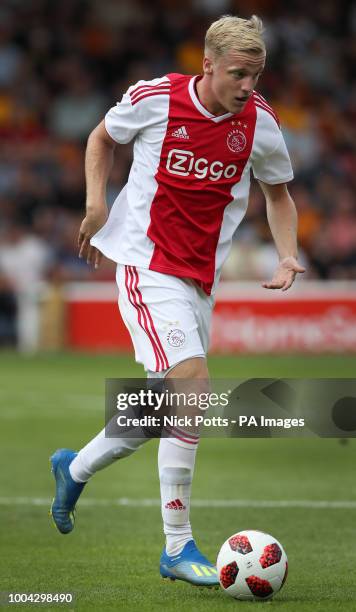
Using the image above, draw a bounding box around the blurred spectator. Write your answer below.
[49,59,107,141]
[0,18,24,87]
[0,276,17,347]
[273,88,321,174]
[310,187,356,279]
[0,221,53,351]
[289,185,322,252]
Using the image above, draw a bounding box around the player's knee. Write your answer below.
[159,466,192,484]
[166,357,209,380]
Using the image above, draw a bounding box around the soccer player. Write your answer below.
[50,15,305,587]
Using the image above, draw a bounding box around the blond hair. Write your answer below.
[205,15,265,58]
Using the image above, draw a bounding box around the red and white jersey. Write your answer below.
[91,73,293,295]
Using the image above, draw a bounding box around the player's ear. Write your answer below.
[203,56,213,75]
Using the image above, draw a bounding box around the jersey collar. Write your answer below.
[188,76,233,123]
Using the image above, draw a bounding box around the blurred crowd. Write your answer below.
[0,0,356,345]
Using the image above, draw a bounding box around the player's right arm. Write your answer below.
[78,120,117,268]
[79,76,170,267]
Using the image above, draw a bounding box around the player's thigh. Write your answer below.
[195,286,215,354]
[166,356,209,379]
[117,265,206,374]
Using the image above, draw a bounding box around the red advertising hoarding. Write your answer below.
[65,282,356,353]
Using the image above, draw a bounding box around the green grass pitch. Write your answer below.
[1,352,356,611]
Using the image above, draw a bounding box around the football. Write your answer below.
[216,530,288,600]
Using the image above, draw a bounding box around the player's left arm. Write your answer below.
[258,181,305,291]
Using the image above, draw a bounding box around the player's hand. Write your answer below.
[262,256,305,291]
[78,209,107,268]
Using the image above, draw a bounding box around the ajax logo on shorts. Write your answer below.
[227,129,247,153]
[166,149,238,181]
[167,328,186,348]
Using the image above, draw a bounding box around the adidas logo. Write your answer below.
[165,498,186,510]
[171,126,189,139]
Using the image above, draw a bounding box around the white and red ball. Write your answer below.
[217,530,288,600]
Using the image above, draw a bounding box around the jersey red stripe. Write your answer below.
[253,95,277,114]
[253,94,274,110]
[130,82,170,98]
[131,87,170,99]
[254,101,279,123]
[253,94,277,117]
[253,91,272,105]
[253,91,269,105]
[254,101,280,126]
[254,98,278,114]
[131,89,171,105]
[130,86,170,102]
[131,88,170,103]
[253,96,277,117]
[148,76,257,295]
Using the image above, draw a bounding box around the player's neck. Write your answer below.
[195,75,229,116]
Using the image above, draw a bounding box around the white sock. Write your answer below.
[158,433,199,556]
[69,426,149,483]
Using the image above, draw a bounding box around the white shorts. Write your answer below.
[116,265,214,375]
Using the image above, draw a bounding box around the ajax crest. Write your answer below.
[227,129,247,153]
[167,329,186,347]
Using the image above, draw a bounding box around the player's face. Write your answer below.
[204,50,265,115]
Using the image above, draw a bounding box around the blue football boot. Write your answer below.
[160,540,219,587]
[50,449,86,534]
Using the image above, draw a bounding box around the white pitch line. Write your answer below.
[0,497,356,509]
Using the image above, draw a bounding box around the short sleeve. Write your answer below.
[252,134,294,184]
[251,108,294,184]
[105,92,141,144]
[104,76,170,144]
